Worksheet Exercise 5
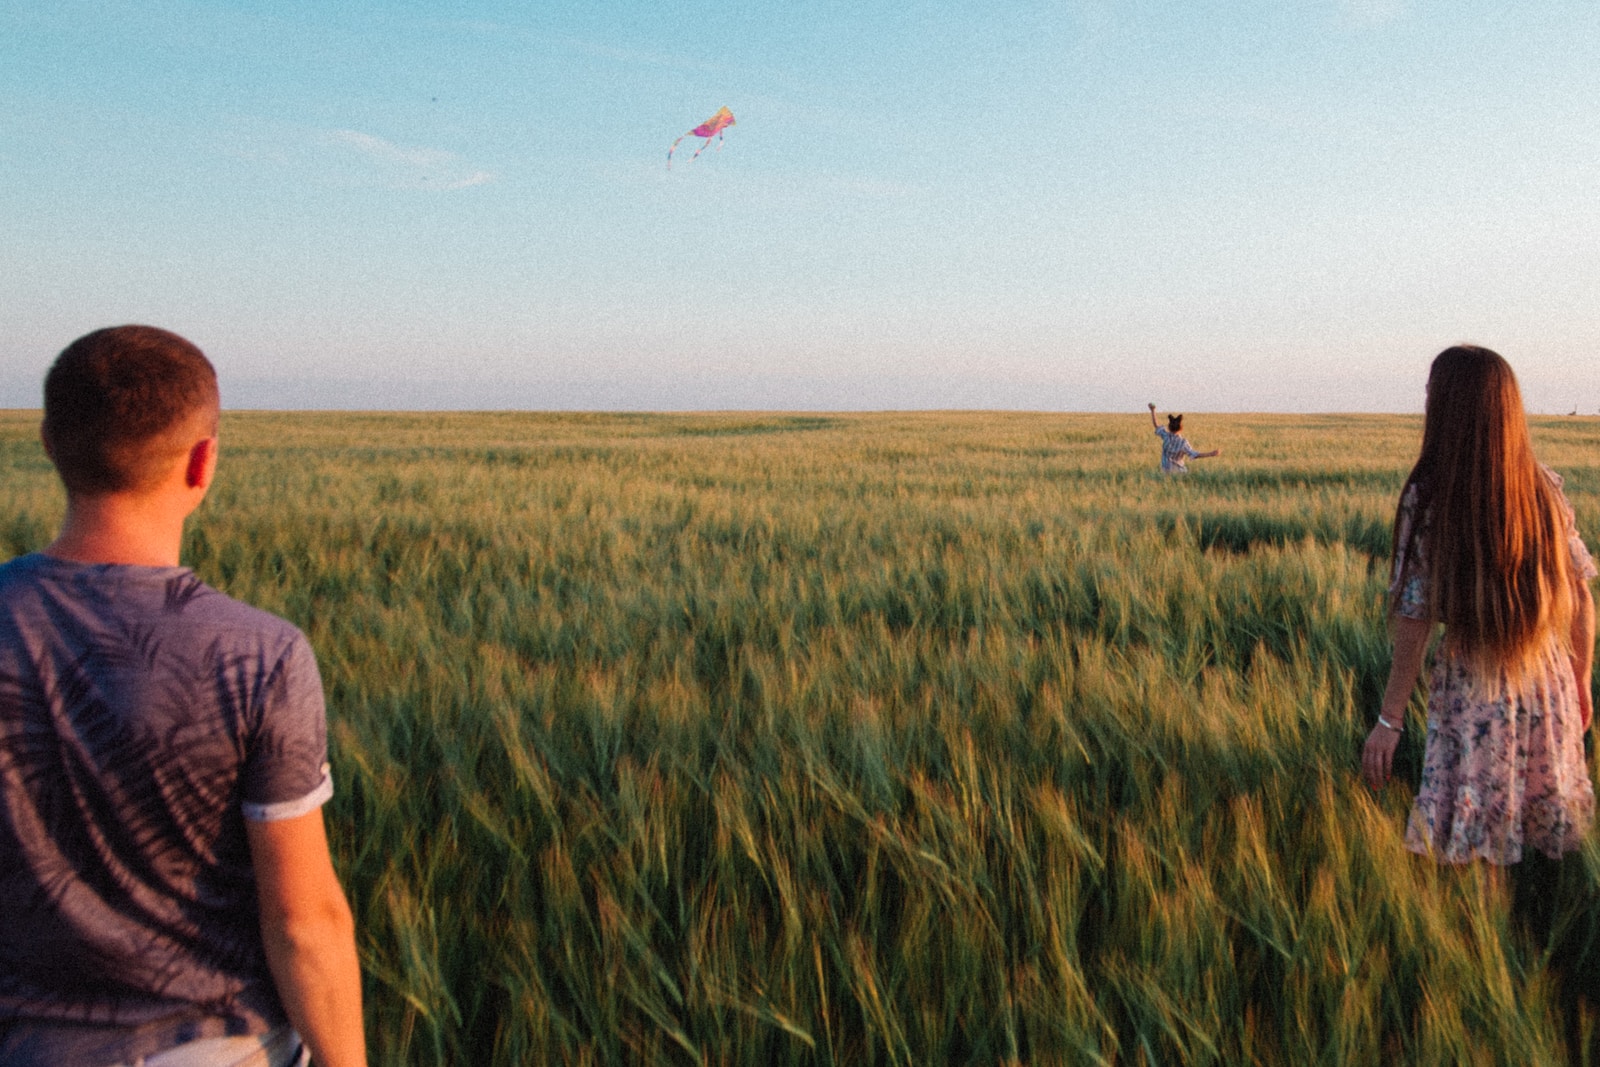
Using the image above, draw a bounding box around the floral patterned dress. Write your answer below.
[1392,467,1597,864]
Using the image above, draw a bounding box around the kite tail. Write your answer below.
[687,135,715,164]
[667,134,689,170]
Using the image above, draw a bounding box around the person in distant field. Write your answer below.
[1362,345,1596,866]
[0,327,366,1066]
[1147,403,1221,474]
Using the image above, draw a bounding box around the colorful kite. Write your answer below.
[667,107,735,169]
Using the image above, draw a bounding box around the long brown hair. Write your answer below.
[1393,345,1574,677]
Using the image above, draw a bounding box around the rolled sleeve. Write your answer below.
[243,765,333,822]
[1574,530,1598,582]
[240,634,331,818]
[1390,485,1430,620]
[1543,465,1597,581]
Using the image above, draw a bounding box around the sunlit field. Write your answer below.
[3,410,1599,1065]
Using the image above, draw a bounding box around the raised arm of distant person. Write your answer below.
[1147,402,1159,430]
[247,809,367,1067]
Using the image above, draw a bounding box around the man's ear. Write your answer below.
[185,437,218,491]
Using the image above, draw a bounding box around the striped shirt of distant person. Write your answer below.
[1146,403,1219,474]
[1155,425,1200,473]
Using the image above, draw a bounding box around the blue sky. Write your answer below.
[4,0,1598,411]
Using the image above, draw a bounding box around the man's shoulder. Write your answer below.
[0,551,48,584]
[151,573,312,665]
[168,571,298,632]
[1,554,307,653]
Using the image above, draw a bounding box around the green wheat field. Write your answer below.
[3,409,1600,1066]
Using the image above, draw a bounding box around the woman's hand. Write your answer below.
[1362,723,1401,790]
[1363,616,1431,790]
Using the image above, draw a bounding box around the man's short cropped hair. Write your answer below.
[43,325,220,495]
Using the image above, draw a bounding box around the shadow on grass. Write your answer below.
[1512,844,1600,1065]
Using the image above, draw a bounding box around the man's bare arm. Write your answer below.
[246,809,366,1067]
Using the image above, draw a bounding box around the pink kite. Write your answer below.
[667,106,735,169]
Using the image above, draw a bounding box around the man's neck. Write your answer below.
[45,494,189,567]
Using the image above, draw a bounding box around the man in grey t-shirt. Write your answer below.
[0,327,365,1066]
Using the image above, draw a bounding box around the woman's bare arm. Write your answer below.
[1572,577,1595,730]
[1362,615,1432,789]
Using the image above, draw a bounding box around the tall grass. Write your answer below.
[2,410,1598,1064]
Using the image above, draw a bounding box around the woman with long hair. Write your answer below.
[1362,346,1597,864]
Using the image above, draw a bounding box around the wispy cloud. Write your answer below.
[223,120,495,190]
[321,129,494,190]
